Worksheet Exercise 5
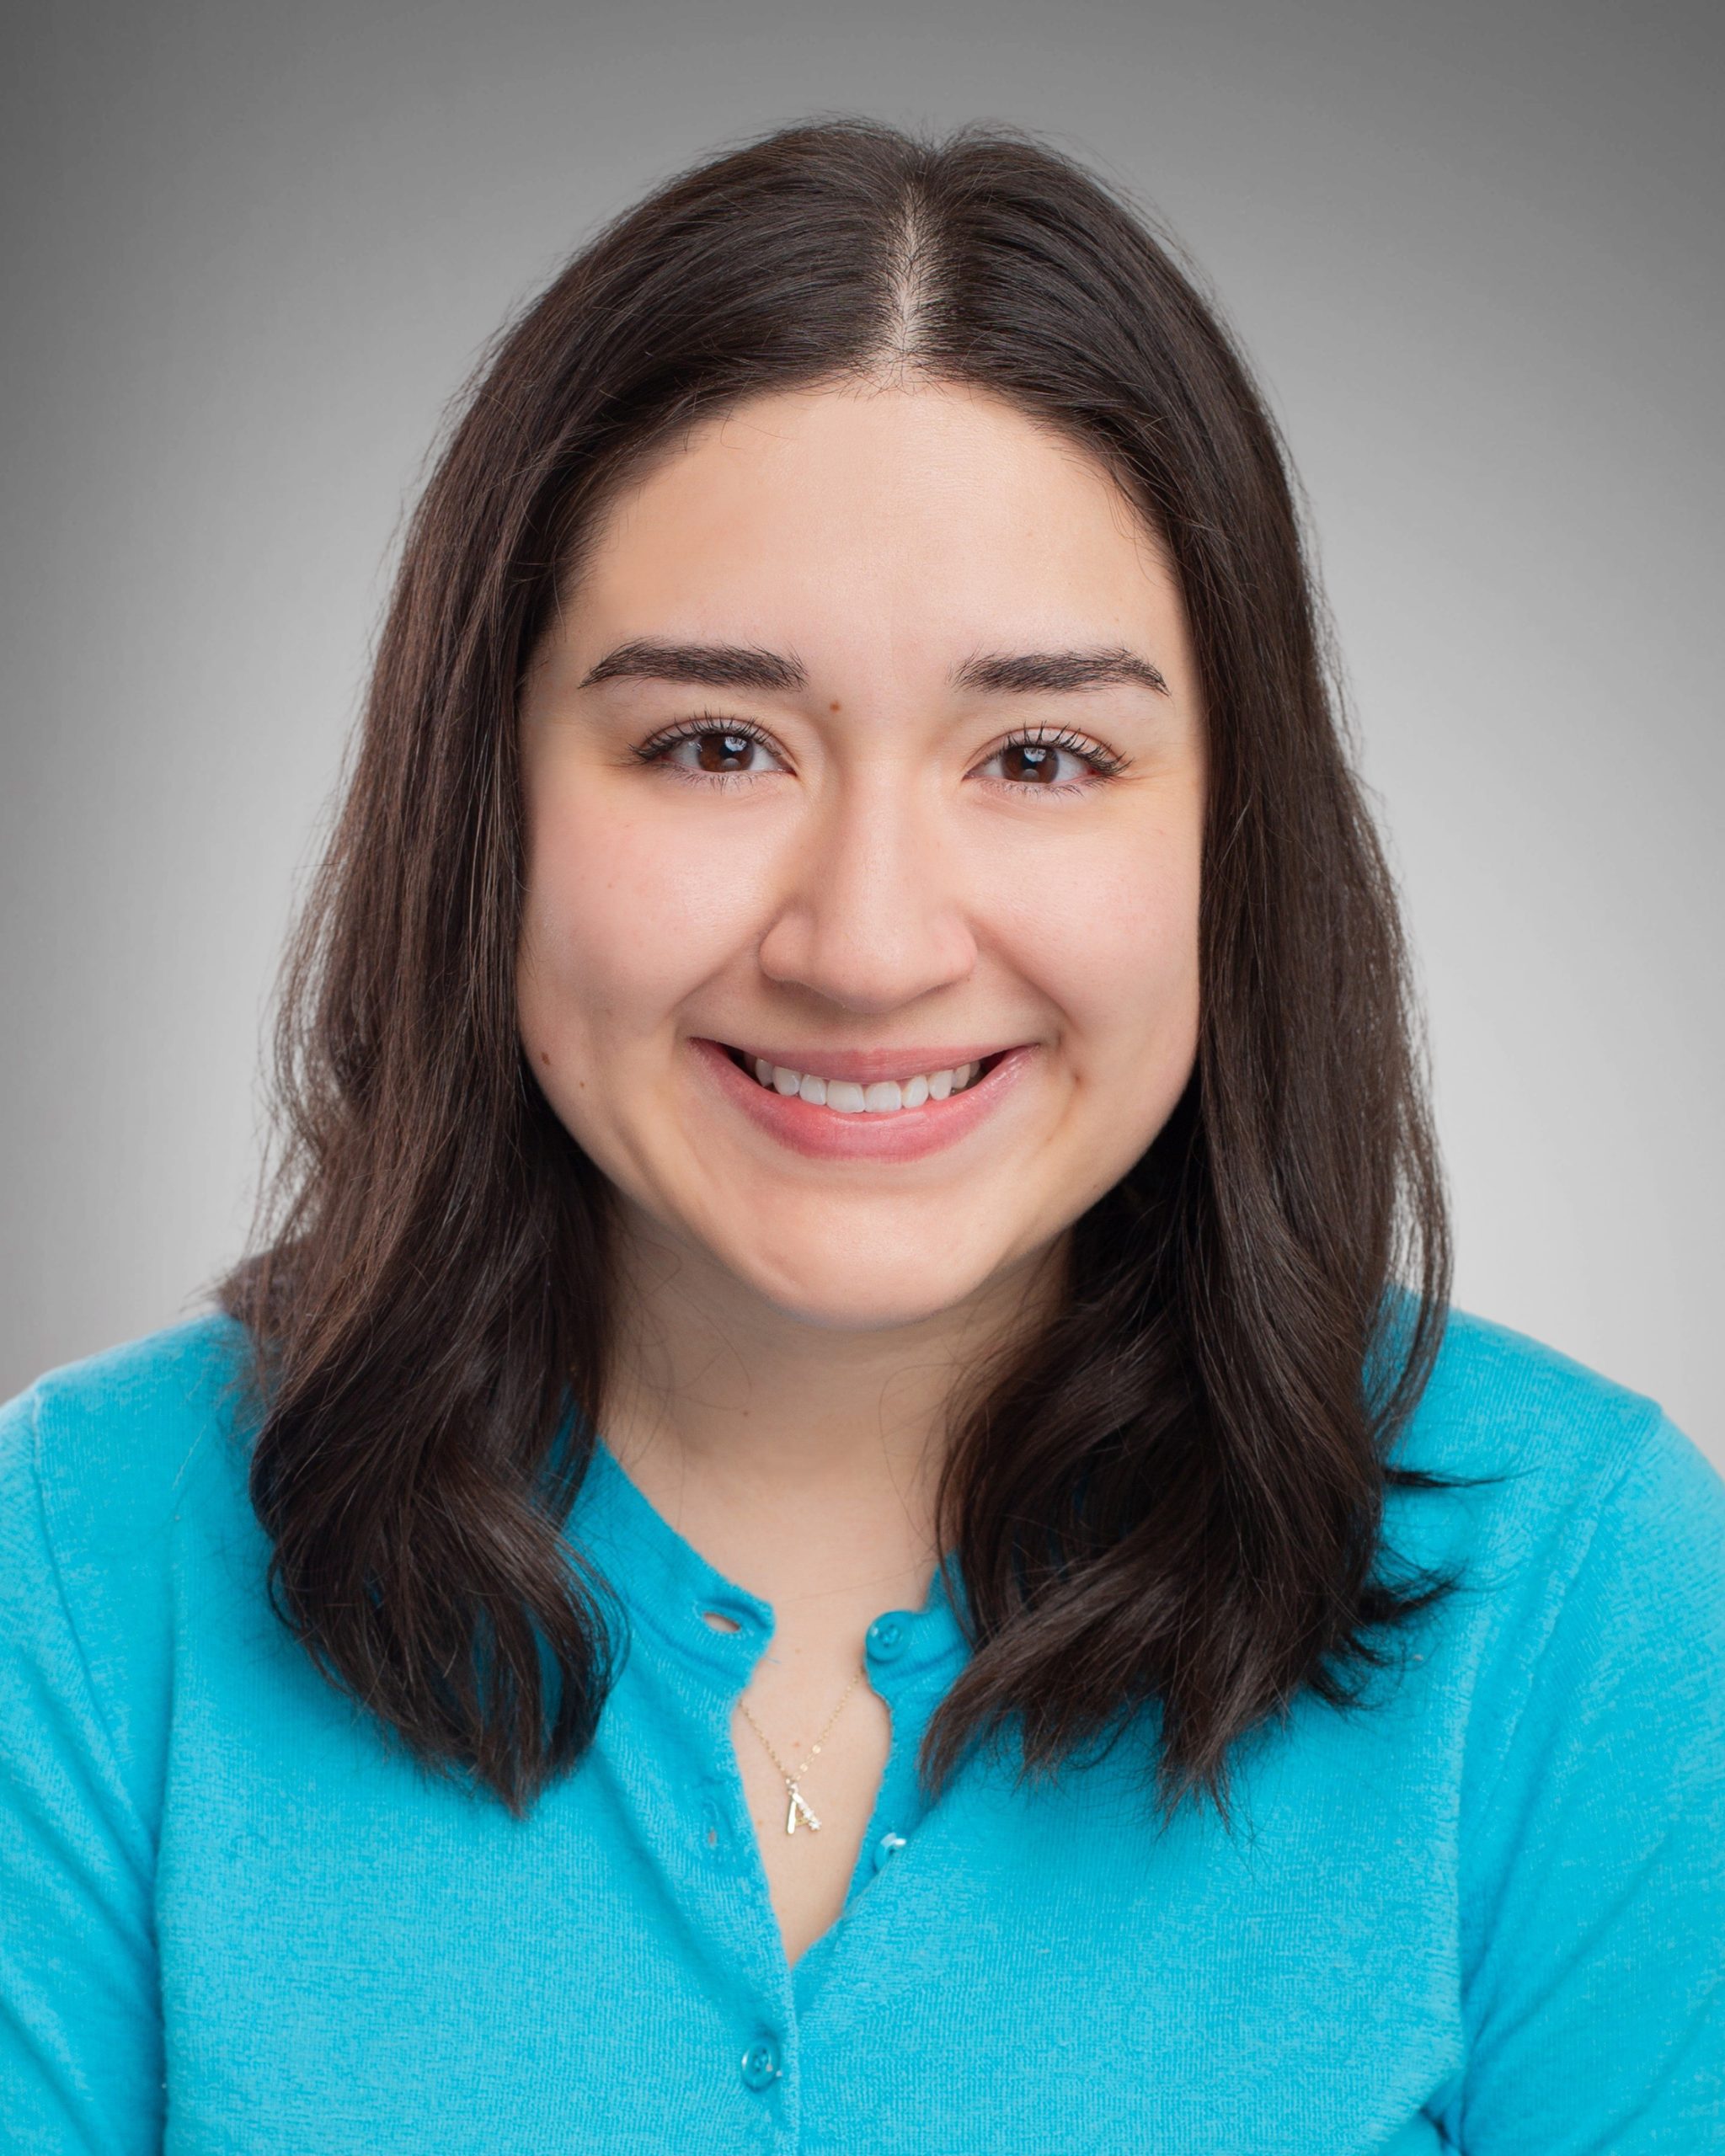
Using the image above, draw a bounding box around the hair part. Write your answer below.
[221,113,1469,1828]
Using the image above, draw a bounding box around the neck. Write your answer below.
[597,1204,1066,1603]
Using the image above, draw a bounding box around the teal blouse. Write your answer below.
[3,1306,1722,2152]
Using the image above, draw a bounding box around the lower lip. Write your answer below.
[690,1038,1037,1163]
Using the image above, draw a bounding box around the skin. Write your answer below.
[516,377,1207,1963]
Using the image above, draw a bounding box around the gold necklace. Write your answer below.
[737,1667,866,1835]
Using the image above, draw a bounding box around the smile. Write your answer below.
[691,1038,1034,1163]
[722,1045,1002,1115]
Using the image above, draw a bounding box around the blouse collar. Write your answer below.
[567,1428,973,1688]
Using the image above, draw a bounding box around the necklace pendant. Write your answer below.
[785,1781,821,1835]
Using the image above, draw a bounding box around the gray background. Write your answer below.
[3,0,1720,1465]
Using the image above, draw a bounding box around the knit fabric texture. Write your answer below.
[3,1307,1722,2153]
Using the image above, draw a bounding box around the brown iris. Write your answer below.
[998,741,1060,783]
[695,730,756,772]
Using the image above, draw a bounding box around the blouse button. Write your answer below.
[740,2035,782,2090]
[866,1615,906,1662]
[873,1830,907,1870]
[698,1796,729,1859]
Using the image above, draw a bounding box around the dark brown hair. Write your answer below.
[222,114,1466,1828]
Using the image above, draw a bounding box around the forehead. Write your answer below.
[566,380,1181,661]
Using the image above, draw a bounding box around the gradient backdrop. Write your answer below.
[3,0,1721,1465]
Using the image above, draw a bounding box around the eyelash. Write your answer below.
[632,712,1129,795]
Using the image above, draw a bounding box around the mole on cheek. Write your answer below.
[829,701,841,712]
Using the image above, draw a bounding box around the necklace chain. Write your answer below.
[737,1666,866,1834]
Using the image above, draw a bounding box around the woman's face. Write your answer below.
[517,380,1205,1332]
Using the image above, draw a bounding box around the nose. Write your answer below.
[754,766,977,1016]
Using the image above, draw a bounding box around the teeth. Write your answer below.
[740,1052,991,1110]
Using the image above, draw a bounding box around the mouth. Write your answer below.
[718,1043,1011,1116]
[690,1036,1036,1163]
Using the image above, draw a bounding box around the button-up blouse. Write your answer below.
[3,1307,1722,2151]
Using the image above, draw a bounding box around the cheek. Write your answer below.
[990,825,1200,1093]
[515,781,764,1063]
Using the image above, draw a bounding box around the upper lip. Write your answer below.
[710,1039,1023,1084]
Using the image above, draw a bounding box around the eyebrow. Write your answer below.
[952,647,1170,696]
[579,641,804,692]
[578,638,1170,697]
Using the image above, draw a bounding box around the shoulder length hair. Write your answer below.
[222,115,1460,1828]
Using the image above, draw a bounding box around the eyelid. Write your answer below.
[633,711,793,772]
[970,723,1128,782]
[633,712,1127,787]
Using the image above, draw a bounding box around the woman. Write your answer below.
[3,116,1720,2153]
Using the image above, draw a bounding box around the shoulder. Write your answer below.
[1384,1303,1724,1737]
[1389,1303,1713,1569]
[3,1309,260,1555]
[1,1312,264,1830]
[1403,1302,1669,1483]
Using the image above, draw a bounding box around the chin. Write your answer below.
[736,1241,991,1335]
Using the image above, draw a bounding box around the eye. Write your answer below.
[633,714,791,785]
[974,726,1125,794]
